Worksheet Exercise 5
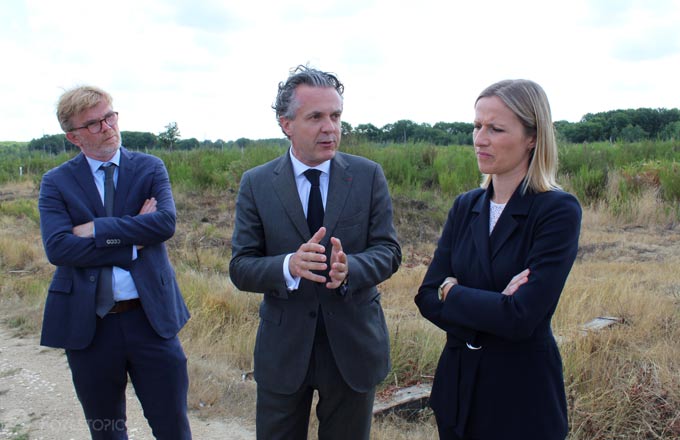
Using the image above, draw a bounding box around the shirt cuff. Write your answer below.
[283,253,301,291]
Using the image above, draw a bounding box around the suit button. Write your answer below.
[309,311,317,318]
[89,275,95,282]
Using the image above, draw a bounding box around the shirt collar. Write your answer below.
[289,147,331,177]
[85,148,121,175]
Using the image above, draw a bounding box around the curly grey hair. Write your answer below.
[273,65,344,136]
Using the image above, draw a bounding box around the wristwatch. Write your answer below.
[438,279,455,301]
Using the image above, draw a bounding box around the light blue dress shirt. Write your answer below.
[84,149,140,301]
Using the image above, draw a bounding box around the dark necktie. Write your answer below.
[304,169,324,234]
[304,168,328,340]
[96,163,116,317]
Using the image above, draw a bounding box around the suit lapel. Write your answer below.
[114,147,134,216]
[471,188,494,284]
[323,154,352,246]
[272,154,310,240]
[490,183,533,259]
[69,153,106,217]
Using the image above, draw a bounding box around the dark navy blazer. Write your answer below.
[39,147,189,349]
[416,182,581,440]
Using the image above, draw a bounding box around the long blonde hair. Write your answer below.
[476,79,560,193]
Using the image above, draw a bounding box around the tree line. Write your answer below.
[23,107,680,154]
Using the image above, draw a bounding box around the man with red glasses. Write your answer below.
[38,85,191,439]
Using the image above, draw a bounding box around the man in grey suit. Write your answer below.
[229,65,401,440]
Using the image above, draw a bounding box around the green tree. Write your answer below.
[382,120,418,143]
[355,123,380,142]
[177,138,200,150]
[121,131,157,150]
[341,121,353,137]
[659,121,680,140]
[158,122,180,149]
[27,134,76,154]
[619,124,648,142]
[235,137,252,150]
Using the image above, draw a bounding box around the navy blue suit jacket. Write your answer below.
[39,147,189,349]
[415,182,581,440]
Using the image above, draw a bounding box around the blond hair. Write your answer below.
[476,79,560,193]
[57,85,113,132]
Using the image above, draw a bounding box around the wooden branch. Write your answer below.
[372,383,431,418]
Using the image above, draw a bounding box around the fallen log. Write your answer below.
[372,383,431,418]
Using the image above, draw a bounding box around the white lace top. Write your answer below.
[489,201,506,235]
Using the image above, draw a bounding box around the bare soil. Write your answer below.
[0,325,255,440]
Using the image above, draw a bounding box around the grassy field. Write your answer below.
[1,141,679,438]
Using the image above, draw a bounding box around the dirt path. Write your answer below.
[0,325,255,440]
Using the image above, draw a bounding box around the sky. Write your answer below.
[1,0,679,143]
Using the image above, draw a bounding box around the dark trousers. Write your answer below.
[66,307,191,440]
[256,334,375,440]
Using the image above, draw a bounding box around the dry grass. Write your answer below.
[555,219,680,439]
[1,182,679,438]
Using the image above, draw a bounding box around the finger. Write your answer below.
[331,260,347,272]
[300,270,327,283]
[331,239,346,261]
[326,272,344,289]
[330,236,343,252]
[327,270,345,284]
[331,251,347,267]
[289,252,327,278]
[299,249,327,265]
[139,198,157,214]
[308,227,326,244]
[510,269,530,286]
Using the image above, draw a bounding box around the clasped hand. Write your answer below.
[289,227,348,289]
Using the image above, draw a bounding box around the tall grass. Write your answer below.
[156,144,286,191]
[2,140,680,220]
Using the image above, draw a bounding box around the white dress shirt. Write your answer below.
[283,148,330,290]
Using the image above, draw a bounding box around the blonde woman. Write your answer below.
[416,79,581,440]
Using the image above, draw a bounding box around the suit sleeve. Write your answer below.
[229,171,287,293]
[40,158,175,270]
[439,192,581,341]
[94,159,176,247]
[415,196,478,342]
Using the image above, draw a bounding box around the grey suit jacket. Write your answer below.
[229,151,401,394]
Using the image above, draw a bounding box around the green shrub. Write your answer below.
[0,199,39,224]
[570,165,608,204]
[659,161,680,202]
[433,147,479,197]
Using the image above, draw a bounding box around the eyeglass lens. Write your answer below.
[87,112,118,133]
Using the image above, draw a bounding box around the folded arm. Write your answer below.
[40,161,175,269]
